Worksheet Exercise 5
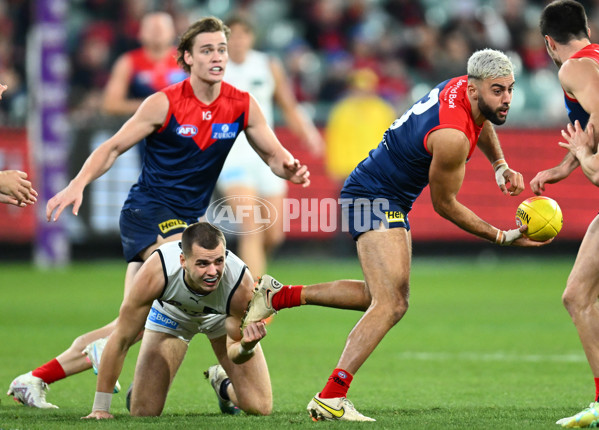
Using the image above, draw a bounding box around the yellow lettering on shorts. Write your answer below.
[158,219,188,234]
[385,211,405,223]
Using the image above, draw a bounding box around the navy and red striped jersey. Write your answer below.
[123,79,250,219]
[342,75,483,212]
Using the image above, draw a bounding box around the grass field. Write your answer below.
[0,254,592,429]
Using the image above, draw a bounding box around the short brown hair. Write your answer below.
[181,222,226,256]
[177,16,230,73]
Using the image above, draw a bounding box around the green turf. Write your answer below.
[0,255,591,428]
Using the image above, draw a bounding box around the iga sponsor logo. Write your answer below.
[206,195,277,235]
[176,124,198,137]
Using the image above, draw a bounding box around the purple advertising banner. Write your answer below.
[32,0,70,266]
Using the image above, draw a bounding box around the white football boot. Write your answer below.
[241,275,283,330]
[307,393,375,422]
[204,364,240,415]
[82,337,121,393]
[7,371,58,409]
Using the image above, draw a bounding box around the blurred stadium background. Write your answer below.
[0,0,598,264]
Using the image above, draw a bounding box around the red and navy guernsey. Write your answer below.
[123,78,250,219]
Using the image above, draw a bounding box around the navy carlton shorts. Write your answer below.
[119,204,199,262]
[340,193,411,241]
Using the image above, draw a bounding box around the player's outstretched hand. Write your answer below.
[0,170,38,207]
[0,83,7,99]
[283,158,310,187]
[46,181,84,222]
[530,166,565,196]
[558,120,595,159]
[82,410,114,420]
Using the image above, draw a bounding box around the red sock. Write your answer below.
[271,285,303,310]
[319,368,353,399]
[31,358,66,384]
[594,377,599,401]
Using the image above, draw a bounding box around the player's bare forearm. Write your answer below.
[530,150,579,195]
[476,121,505,163]
[574,146,599,184]
[432,194,498,242]
[95,333,132,394]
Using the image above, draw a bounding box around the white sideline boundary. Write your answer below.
[396,351,586,363]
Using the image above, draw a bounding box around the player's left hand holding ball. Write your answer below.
[498,224,554,247]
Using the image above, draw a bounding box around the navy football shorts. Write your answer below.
[119,204,199,262]
[339,194,410,241]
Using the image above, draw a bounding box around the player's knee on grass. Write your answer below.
[238,398,272,416]
[130,399,165,417]
[234,382,273,416]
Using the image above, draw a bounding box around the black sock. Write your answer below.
[219,378,231,401]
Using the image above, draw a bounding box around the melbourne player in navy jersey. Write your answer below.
[531,2,599,426]
[342,75,485,234]
[303,49,550,422]
[7,17,309,410]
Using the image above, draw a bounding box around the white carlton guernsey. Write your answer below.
[225,50,275,126]
[217,50,287,196]
[153,241,246,320]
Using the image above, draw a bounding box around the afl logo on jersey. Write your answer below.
[176,124,198,137]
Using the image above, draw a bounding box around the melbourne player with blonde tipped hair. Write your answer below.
[242,48,552,422]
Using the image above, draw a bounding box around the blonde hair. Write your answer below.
[467,49,513,80]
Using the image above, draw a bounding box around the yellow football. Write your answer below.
[515,196,563,241]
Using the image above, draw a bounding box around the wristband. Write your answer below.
[492,158,507,171]
[495,229,504,244]
[495,228,521,246]
[239,343,256,356]
[92,391,113,412]
[493,159,509,188]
